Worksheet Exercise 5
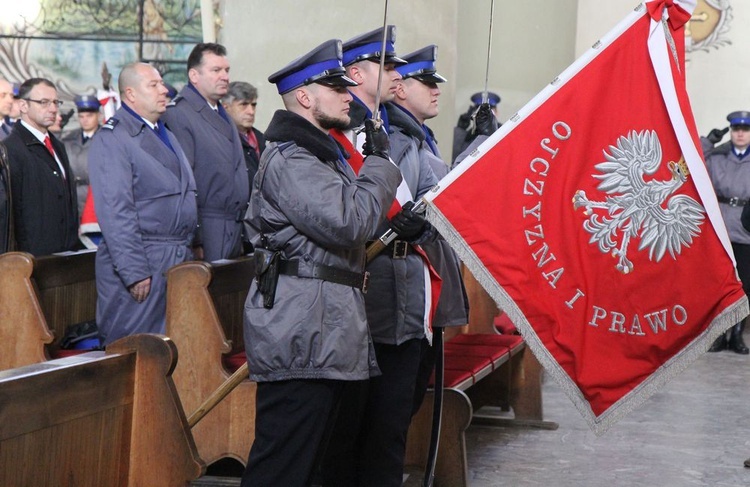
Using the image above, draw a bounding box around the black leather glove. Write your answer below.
[707,127,729,144]
[472,103,499,137]
[362,118,390,160]
[389,201,426,241]
[457,106,473,130]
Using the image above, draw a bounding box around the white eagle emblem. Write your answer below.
[572,130,705,274]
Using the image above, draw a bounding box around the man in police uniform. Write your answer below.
[389,43,470,406]
[88,62,197,346]
[241,39,401,486]
[452,90,501,164]
[63,95,101,214]
[162,43,249,262]
[703,111,750,354]
[321,27,442,487]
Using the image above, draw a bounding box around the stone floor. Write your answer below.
[195,344,750,487]
[462,347,750,487]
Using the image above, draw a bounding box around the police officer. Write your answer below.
[389,43,470,406]
[63,95,102,214]
[703,110,750,354]
[162,43,249,262]
[88,62,198,345]
[452,90,501,164]
[321,28,442,487]
[241,39,401,487]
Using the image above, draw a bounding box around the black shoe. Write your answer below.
[708,334,727,352]
[728,323,749,355]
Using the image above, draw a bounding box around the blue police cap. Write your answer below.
[74,95,101,112]
[11,82,20,98]
[268,39,357,95]
[395,45,446,84]
[727,111,750,127]
[342,25,407,67]
[470,91,501,107]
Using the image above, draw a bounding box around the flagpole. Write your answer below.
[372,0,390,126]
[482,0,496,104]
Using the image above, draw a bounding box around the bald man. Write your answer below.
[88,62,198,345]
[0,78,14,140]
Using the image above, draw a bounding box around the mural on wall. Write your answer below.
[0,0,208,105]
[686,0,732,53]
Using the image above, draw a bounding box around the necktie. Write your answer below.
[44,135,66,181]
[43,135,55,158]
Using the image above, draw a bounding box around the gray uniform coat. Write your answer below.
[89,106,198,345]
[162,85,249,261]
[243,110,402,382]
[355,102,439,345]
[703,138,750,244]
[62,127,97,214]
[392,107,470,328]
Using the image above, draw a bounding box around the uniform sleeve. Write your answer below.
[265,150,401,249]
[88,130,151,287]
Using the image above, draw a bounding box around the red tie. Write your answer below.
[43,135,55,158]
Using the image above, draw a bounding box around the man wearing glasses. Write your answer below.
[4,78,80,256]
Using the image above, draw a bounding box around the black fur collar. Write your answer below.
[265,110,339,161]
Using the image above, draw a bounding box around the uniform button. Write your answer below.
[177,248,184,258]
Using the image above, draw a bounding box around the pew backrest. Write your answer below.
[0,333,204,486]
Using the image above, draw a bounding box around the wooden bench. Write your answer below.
[405,267,556,486]
[165,257,257,468]
[0,333,204,486]
[0,250,97,370]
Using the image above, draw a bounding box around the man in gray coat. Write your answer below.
[89,62,198,345]
[162,43,249,262]
[241,39,402,487]
[321,28,441,487]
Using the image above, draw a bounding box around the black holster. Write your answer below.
[254,248,281,309]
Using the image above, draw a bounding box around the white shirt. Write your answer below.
[21,120,66,179]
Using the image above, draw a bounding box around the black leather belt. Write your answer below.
[279,259,369,293]
[367,239,410,259]
[717,196,749,207]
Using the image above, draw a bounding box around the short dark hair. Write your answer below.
[187,43,228,72]
[224,81,258,104]
[18,78,56,100]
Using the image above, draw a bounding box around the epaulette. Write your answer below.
[166,94,184,107]
[276,141,295,155]
[101,118,119,130]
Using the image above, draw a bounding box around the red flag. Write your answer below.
[79,186,102,249]
[425,0,747,433]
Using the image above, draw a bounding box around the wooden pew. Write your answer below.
[165,257,256,467]
[0,333,204,486]
[0,250,97,370]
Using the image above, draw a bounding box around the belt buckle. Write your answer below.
[729,197,742,207]
[392,240,408,259]
[361,271,370,294]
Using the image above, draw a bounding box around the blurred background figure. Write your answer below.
[702,110,750,354]
[63,94,102,214]
[452,90,501,164]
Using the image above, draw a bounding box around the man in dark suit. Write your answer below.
[4,78,79,256]
[162,43,249,262]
